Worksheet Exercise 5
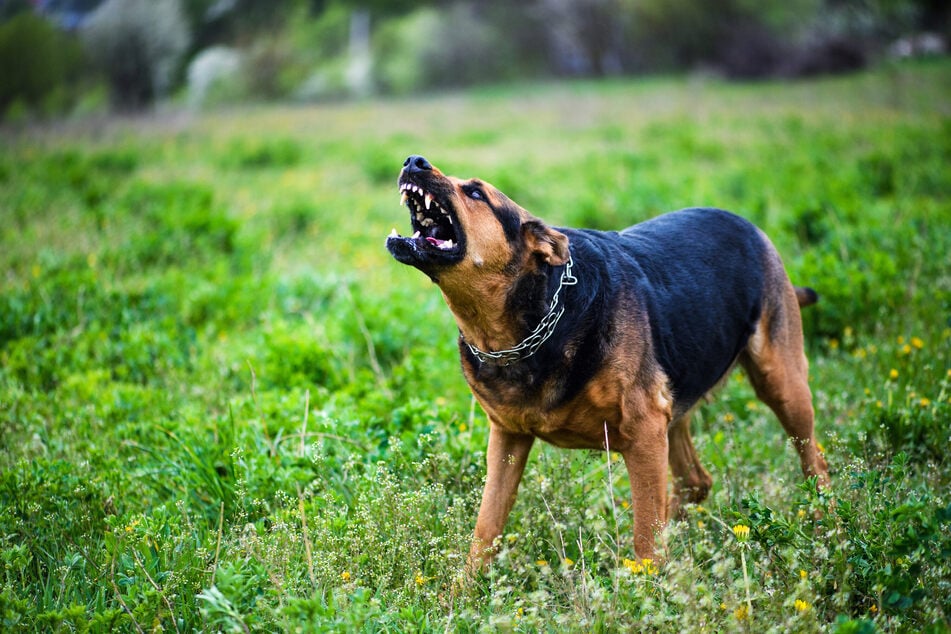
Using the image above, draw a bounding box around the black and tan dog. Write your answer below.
[386,155,830,570]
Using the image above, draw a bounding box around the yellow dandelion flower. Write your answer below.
[901,344,912,355]
[458,423,467,432]
[697,520,706,529]
[799,569,808,580]
[920,397,931,407]
[889,369,899,380]
[515,607,524,619]
[732,524,750,542]
[897,336,905,344]
[869,604,878,614]
[911,337,923,349]
[794,599,811,612]
[723,413,735,423]
[844,326,853,338]
[734,605,749,621]
[622,558,642,574]
[415,572,432,586]
[876,400,883,408]
[563,557,574,568]
[829,339,839,350]
[536,559,548,567]
[797,509,807,519]
[340,571,351,582]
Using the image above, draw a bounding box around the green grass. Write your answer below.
[1,60,950,632]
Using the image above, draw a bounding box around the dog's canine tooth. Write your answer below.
[411,230,420,239]
[425,193,433,210]
[388,227,399,238]
[401,192,408,206]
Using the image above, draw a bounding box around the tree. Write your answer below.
[81,0,190,110]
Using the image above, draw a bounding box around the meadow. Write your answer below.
[1,60,949,632]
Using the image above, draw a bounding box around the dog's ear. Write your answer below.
[523,220,569,266]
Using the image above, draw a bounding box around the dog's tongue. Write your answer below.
[425,236,455,250]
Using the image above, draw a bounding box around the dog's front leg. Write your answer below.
[467,423,534,573]
[621,418,669,561]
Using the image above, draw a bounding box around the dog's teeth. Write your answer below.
[411,230,420,239]
[442,239,454,249]
[447,216,453,225]
[424,193,433,210]
[388,227,398,238]
[400,192,408,206]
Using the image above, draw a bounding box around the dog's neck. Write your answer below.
[437,263,560,360]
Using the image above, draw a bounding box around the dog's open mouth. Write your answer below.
[386,178,464,267]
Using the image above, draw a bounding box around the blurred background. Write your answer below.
[0,0,948,120]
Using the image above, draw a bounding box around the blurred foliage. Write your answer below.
[80,0,190,110]
[0,12,86,117]
[3,0,948,114]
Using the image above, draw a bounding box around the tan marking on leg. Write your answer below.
[466,423,535,574]
[620,410,669,560]
[742,282,830,488]
[667,411,713,520]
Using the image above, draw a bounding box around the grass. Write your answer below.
[1,59,949,632]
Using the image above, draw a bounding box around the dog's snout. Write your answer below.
[404,155,432,173]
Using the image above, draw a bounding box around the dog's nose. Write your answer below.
[403,155,432,173]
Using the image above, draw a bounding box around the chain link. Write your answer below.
[464,255,578,366]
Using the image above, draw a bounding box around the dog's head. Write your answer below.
[386,156,569,287]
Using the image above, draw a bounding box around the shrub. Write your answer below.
[80,0,190,110]
[373,5,521,94]
[0,13,85,117]
[186,46,245,108]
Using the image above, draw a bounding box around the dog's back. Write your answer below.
[569,208,771,414]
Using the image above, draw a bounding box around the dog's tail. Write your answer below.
[795,286,819,308]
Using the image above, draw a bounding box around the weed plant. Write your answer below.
[1,61,949,631]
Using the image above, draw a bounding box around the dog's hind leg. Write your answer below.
[667,411,713,520]
[741,282,830,488]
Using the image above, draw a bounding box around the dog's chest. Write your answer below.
[467,369,638,451]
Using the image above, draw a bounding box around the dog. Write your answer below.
[385,155,830,571]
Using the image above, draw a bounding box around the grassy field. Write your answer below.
[1,60,949,632]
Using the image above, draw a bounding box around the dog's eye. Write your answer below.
[468,188,484,201]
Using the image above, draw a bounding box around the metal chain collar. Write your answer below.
[463,254,578,366]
